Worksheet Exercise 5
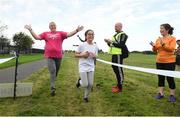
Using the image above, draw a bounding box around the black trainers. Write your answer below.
[51,87,56,96]
[76,78,81,88]
[84,97,89,103]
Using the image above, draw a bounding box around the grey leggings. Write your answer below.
[79,71,94,98]
[47,58,62,89]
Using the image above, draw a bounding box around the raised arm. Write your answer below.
[24,25,41,40]
[67,25,84,37]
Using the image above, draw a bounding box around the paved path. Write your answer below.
[0,59,46,83]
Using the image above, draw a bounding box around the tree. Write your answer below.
[13,32,34,53]
[0,35,10,49]
[142,50,155,55]
[0,21,8,35]
[0,21,10,54]
[0,35,10,54]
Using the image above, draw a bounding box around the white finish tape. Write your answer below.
[0,57,15,64]
[97,59,180,78]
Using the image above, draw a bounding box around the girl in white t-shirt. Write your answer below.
[75,29,98,102]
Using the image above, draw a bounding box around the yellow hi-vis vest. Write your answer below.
[108,32,124,55]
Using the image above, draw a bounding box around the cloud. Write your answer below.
[1,0,180,51]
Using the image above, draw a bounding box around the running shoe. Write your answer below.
[51,87,56,96]
[155,93,164,100]
[76,78,81,88]
[168,95,176,102]
[84,97,89,103]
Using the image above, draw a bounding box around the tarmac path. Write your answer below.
[0,59,46,83]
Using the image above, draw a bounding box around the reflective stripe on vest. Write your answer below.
[108,32,124,55]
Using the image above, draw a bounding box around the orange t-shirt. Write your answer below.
[152,36,176,63]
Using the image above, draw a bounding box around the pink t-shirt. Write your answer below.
[39,31,67,58]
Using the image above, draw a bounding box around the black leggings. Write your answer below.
[112,55,124,89]
[156,62,176,89]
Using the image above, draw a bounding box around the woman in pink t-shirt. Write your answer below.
[25,22,83,96]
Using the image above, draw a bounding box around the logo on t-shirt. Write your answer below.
[47,34,59,40]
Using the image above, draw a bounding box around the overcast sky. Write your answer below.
[1,0,180,52]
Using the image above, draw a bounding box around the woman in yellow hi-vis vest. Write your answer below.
[104,22,128,93]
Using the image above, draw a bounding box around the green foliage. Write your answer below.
[13,32,34,52]
[131,50,155,55]
[0,53,179,116]
[0,21,9,51]
[0,21,7,34]
[142,50,155,54]
[0,35,10,50]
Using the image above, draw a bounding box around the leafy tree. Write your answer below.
[13,32,34,53]
[0,21,7,35]
[142,50,155,55]
[0,21,10,54]
[0,35,10,50]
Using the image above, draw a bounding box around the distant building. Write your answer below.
[0,45,44,54]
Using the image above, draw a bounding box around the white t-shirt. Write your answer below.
[76,42,98,72]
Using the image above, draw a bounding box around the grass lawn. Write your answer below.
[0,54,44,69]
[0,52,179,116]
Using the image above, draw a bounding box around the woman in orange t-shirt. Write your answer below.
[150,23,176,102]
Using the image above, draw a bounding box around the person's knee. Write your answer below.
[112,67,118,72]
[50,70,56,76]
[169,85,176,89]
[167,80,176,89]
[167,77,176,89]
[81,82,88,87]
[48,66,56,73]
